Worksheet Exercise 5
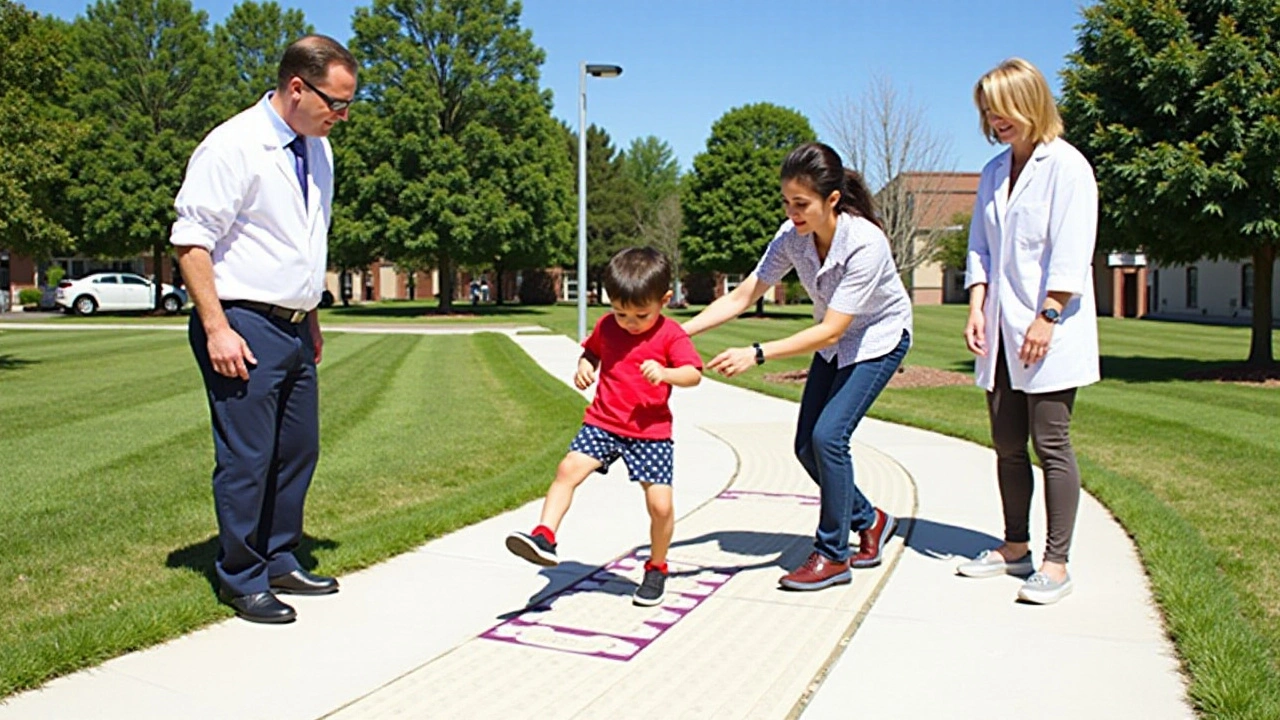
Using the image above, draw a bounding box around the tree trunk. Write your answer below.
[494,261,506,305]
[1247,242,1275,365]
[755,296,765,317]
[152,241,166,311]
[438,254,454,312]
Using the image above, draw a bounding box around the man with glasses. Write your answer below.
[170,35,356,624]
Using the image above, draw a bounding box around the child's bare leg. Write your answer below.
[539,451,601,531]
[643,482,675,566]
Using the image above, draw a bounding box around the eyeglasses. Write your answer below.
[297,75,352,112]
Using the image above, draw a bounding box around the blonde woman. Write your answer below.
[956,58,1099,605]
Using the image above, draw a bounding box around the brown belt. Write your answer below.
[222,300,309,324]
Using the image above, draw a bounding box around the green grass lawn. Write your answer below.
[2,301,1278,717]
[0,327,586,697]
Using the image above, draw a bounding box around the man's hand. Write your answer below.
[639,359,669,386]
[706,346,756,378]
[308,312,323,365]
[208,327,257,380]
[574,357,597,390]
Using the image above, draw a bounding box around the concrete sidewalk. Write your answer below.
[0,329,1191,719]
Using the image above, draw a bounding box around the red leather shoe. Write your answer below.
[779,551,851,591]
[850,508,897,569]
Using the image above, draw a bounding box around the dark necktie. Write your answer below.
[287,135,308,207]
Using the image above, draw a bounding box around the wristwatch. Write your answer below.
[1039,307,1061,323]
[752,342,765,365]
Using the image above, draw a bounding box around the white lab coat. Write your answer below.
[965,138,1100,394]
[170,94,332,311]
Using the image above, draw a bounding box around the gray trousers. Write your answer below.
[986,348,1081,564]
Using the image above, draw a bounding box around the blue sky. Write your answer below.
[26,0,1087,173]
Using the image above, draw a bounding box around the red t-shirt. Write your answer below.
[581,314,703,440]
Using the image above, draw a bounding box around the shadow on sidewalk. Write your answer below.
[665,529,811,573]
[900,517,1000,562]
[165,533,340,594]
[500,530,811,619]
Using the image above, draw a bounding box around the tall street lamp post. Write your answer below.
[578,61,623,341]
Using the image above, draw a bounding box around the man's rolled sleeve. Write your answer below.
[1044,160,1098,296]
[170,143,246,251]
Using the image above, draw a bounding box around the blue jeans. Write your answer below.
[794,330,909,562]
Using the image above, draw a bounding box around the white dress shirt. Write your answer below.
[753,212,913,367]
[965,137,1100,393]
[170,93,332,311]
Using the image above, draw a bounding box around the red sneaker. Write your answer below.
[850,508,897,569]
[779,552,851,591]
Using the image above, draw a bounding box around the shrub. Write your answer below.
[45,266,66,287]
[783,274,810,304]
[683,272,717,304]
[18,288,43,306]
[517,269,558,305]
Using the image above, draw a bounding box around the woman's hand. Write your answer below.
[1018,317,1054,366]
[706,346,757,378]
[964,310,987,356]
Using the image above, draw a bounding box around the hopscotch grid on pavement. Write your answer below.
[478,488,825,663]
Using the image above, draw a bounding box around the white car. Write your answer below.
[55,272,188,316]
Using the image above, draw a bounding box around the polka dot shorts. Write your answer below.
[569,424,674,485]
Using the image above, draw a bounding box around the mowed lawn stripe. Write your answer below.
[0,328,585,698]
[306,332,584,568]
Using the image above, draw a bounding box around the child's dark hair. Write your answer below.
[603,247,672,307]
[780,142,883,230]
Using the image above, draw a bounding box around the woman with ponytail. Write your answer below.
[682,142,913,592]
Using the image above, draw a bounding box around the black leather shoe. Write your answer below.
[218,589,296,624]
[269,569,340,596]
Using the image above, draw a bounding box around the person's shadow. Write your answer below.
[499,529,811,619]
[899,517,1001,563]
[166,534,340,594]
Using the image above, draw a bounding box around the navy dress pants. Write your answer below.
[190,307,319,597]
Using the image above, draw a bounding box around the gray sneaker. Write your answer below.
[955,549,1034,578]
[633,566,667,607]
[1017,571,1073,605]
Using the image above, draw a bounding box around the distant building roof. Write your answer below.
[880,172,980,229]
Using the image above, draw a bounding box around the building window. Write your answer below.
[1241,264,1254,309]
[1186,267,1198,308]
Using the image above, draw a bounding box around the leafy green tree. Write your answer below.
[214,1,312,110]
[683,102,816,312]
[1062,0,1279,366]
[0,2,84,260]
[933,212,971,271]
[342,0,572,311]
[65,0,229,308]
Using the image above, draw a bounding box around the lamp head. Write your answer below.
[585,64,623,78]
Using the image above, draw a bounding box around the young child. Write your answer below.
[506,247,703,606]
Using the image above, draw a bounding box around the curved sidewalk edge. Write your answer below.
[0,329,1192,720]
[801,417,1194,720]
